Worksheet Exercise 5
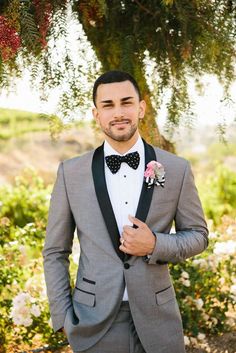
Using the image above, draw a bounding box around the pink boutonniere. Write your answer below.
[144,161,165,188]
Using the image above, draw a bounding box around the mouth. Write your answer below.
[111,120,130,127]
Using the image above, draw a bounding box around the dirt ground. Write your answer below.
[9,332,235,353]
[52,332,236,353]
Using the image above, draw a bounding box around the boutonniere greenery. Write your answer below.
[144,161,165,188]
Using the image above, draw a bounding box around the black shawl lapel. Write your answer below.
[92,144,125,262]
[135,139,156,222]
[124,140,156,262]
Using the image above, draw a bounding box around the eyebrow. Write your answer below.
[100,96,134,104]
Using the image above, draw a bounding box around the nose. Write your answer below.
[113,105,124,119]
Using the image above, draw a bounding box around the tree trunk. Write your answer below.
[78,16,174,151]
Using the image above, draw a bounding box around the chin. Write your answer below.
[104,126,138,142]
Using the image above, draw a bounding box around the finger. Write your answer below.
[128,215,145,228]
[119,244,133,254]
[123,225,135,235]
[120,237,125,245]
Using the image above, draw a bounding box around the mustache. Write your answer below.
[109,119,131,126]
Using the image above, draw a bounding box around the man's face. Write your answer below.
[92,81,146,143]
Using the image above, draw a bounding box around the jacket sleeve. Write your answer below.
[42,162,75,331]
[148,161,208,265]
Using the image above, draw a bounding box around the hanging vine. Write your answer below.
[0,0,235,147]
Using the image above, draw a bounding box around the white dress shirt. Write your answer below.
[104,136,145,300]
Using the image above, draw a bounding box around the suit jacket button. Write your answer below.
[124,263,130,269]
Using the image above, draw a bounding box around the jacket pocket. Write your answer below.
[73,287,95,307]
[155,285,175,305]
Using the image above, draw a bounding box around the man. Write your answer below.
[43,70,208,353]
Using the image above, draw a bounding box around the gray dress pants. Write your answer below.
[75,301,146,353]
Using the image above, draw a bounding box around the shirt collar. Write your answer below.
[104,135,144,157]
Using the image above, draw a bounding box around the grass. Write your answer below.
[0,108,49,140]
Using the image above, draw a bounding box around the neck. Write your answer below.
[105,133,139,154]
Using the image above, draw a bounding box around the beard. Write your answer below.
[102,119,138,142]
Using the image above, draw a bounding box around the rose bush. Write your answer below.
[0,169,235,352]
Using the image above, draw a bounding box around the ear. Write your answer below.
[138,100,146,120]
[92,107,99,124]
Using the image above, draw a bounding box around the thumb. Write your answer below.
[128,215,144,228]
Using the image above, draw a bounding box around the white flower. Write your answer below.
[184,336,190,346]
[213,241,236,256]
[208,232,218,239]
[192,258,207,268]
[202,313,210,321]
[230,284,236,296]
[182,279,191,287]
[197,333,206,341]
[11,304,32,326]
[31,304,41,317]
[11,292,39,327]
[181,271,189,279]
[211,317,218,325]
[19,245,27,256]
[190,337,198,346]
[226,226,234,236]
[22,317,33,327]
[226,318,235,327]
[180,273,191,287]
[219,277,225,285]
[194,298,204,310]
[12,292,32,306]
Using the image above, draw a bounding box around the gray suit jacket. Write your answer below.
[43,141,208,353]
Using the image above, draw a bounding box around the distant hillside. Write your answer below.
[0,108,102,185]
[173,124,236,174]
[0,108,235,185]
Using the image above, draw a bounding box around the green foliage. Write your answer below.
[0,168,50,231]
[0,0,235,144]
[0,170,66,352]
[0,168,236,351]
[0,108,49,140]
[78,0,235,127]
[0,232,65,351]
[198,165,236,225]
[20,2,42,56]
[171,243,236,336]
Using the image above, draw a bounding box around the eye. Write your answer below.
[102,104,113,108]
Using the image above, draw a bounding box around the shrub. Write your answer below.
[0,168,51,237]
[198,165,236,225]
[0,169,235,351]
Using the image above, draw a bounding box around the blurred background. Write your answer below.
[0,1,235,352]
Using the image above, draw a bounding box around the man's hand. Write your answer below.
[119,215,156,256]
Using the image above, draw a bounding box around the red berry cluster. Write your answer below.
[33,0,53,48]
[0,15,21,61]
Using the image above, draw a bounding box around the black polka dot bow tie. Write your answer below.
[105,151,140,174]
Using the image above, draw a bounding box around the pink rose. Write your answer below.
[144,161,164,178]
[144,164,155,178]
[144,160,165,188]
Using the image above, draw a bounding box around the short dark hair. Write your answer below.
[93,70,141,106]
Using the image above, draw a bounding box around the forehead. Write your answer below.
[96,80,139,103]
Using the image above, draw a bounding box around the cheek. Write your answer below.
[97,113,111,126]
[126,107,139,117]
